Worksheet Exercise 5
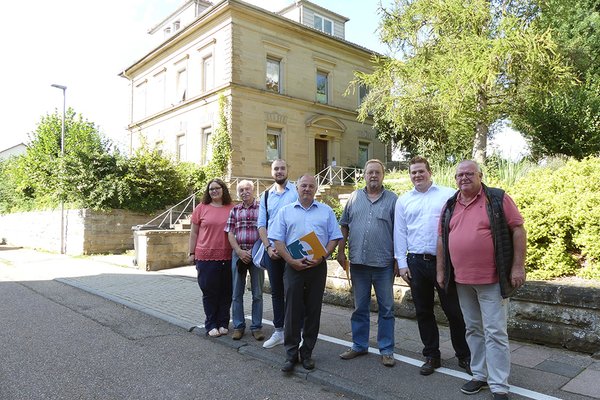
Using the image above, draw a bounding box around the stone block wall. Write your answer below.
[0,209,150,255]
[509,281,600,354]
[133,230,190,271]
[323,264,600,355]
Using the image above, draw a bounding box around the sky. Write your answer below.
[0,0,525,159]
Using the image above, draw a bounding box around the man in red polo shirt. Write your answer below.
[436,160,526,400]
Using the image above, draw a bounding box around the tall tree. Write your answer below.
[356,0,573,162]
[511,0,600,159]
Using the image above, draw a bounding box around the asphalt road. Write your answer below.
[0,279,351,400]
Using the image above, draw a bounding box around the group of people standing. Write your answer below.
[188,156,526,400]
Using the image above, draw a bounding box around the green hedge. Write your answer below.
[385,157,600,281]
[512,157,600,280]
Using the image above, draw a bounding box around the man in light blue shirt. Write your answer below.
[257,159,298,348]
[269,174,342,373]
[394,156,470,376]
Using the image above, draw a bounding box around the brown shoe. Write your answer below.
[339,348,368,360]
[382,354,396,367]
[252,329,265,341]
[419,357,441,375]
[232,329,244,340]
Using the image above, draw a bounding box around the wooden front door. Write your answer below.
[314,139,328,177]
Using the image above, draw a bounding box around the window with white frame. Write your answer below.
[133,81,147,120]
[155,140,164,156]
[266,57,281,93]
[316,70,329,104]
[358,142,369,168]
[266,128,282,161]
[202,126,213,165]
[313,14,333,35]
[358,83,369,105]
[176,134,186,161]
[151,70,166,113]
[176,68,187,102]
[173,20,180,31]
[202,55,214,92]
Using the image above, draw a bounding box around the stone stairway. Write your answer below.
[315,184,356,207]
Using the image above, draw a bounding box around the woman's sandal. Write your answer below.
[208,328,221,337]
[218,327,229,335]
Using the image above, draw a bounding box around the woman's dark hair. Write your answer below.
[201,178,232,205]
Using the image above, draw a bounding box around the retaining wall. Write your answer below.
[323,265,600,355]
[0,209,150,255]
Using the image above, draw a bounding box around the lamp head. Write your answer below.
[51,84,67,91]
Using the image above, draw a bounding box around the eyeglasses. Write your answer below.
[209,187,222,192]
[455,172,476,179]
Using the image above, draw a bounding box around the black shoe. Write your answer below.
[302,357,315,370]
[460,380,489,395]
[419,357,441,376]
[281,359,296,373]
[458,357,472,375]
[492,393,509,400]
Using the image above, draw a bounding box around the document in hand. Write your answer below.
[286,231,327,261]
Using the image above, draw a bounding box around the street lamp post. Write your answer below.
[51,84,67,254]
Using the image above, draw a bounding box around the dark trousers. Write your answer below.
[407,254,470,359]
[196,260,232,332]
[265,257,286,329]
[283,260,327,362]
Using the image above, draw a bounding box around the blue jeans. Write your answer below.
[264,256,286,330]
[350,264,395,355]
[196,260,232,332]
[231,250,264,331]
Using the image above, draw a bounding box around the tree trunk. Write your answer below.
[472,89,488,163]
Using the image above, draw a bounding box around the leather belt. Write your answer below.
[408,253,436,261]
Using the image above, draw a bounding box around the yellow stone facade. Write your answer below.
[121,0,388,180]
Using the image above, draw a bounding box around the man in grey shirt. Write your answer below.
[337,159,398,367]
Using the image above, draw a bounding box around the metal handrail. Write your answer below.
[141,191,200,230]
[315,166,363,189]
[138,168,362,231]
[225,176,274,197]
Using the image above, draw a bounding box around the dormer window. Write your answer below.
[173,20,180,31]
[164,26,171,38]
[313,14,333,35]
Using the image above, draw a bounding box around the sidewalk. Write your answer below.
[1,246,598,400]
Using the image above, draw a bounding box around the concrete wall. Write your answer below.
[0,209,150,255]
[323,265,600,355]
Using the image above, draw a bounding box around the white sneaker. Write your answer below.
[263,330,284,348]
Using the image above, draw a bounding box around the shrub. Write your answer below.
[512,157,600,279]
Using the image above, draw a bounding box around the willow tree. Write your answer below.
[356,0,573,162]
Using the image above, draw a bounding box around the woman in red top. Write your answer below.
[188,178,235,337]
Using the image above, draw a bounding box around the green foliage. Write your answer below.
[356,0,574,161]
[0,159,21,213]
[511,0,600,159]
[204,95,231,179]
[176,162,207,194]
[120,145,188,212]
[512,157,600,279]
[0,109,206,214]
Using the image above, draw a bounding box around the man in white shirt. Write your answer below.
[394,156,470,376]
